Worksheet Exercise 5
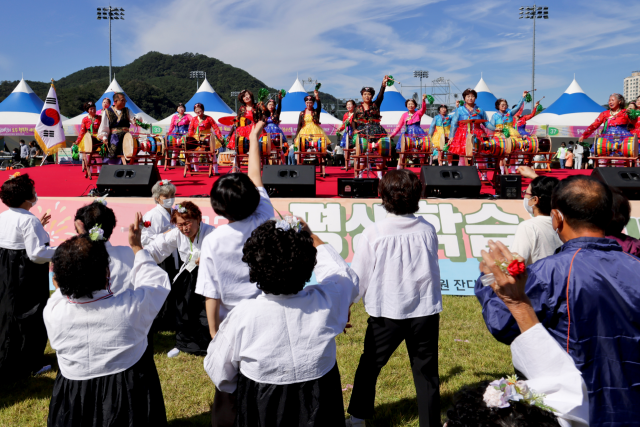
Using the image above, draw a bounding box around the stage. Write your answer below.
[0,163,591,198]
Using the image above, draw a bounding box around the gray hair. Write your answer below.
[151,180,176,200]
[610,93,625,107]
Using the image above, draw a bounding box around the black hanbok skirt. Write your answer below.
[233,362,346,427]
[152,253,179,332]
[0,247,49,380]
[47,344,167,427]
[174,265,211,355]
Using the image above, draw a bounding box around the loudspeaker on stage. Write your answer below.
[96,165,161,197]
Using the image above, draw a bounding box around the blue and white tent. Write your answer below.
[0,78,52,126]
[376,83,432,126]
[473,76,498,119]
[154,78,234,131]
[63,77,156,132]
[528,78,604,126]
[278,78,341,125]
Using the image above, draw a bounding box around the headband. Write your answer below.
[361,87,375,96]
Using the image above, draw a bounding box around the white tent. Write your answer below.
[278,78,341,125]
[377,83,432,126]
[528,78,604,126]
[473,76,498,119]
[0,78,68,126]
[154,79,234,133]
[63,78,156,133]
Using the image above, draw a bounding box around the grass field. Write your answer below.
[0,295,514,426]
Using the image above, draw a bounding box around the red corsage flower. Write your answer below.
[143,221,151,228]
[507,260,526,276]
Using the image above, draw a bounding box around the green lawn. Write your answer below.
[0,296,513,426]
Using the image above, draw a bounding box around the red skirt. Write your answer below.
[228,125,252,150]
[449,124,485,156]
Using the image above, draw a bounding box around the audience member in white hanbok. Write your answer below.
[73,199,133,295]
[445,241,589,427]
[205,218,359,427]
[347,169,441,427]
[145,201,215,357]
[142,179,179,331]
[45,213,170,427]
[0,172,55,380]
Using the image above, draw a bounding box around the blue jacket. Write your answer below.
[475,237,640,427]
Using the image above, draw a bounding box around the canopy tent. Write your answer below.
[375,83,432,126]
[154,79,234,131]
[278,78,341,125]
[473,76,498,119]
[0,78,68,126]
[63,77,156,131]
[528,78,604,126]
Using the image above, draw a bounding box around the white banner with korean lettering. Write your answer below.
[34,82,66,154]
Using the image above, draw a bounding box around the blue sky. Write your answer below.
[1,0,638,109]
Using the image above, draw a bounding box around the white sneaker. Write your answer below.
[167,348,180,358]
[347,416,366,426]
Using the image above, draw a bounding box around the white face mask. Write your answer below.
[523,196,534,217]
[30,193,38,207]
[162,198,175,209]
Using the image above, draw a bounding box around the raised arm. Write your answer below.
[314,90,322,115]
[510,96,526,119]
[375,76,390,108]
[416,96,427,118]
[580,111,607,141]
[248,120,266,188]
[143,227,180,264]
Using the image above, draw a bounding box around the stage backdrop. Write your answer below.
[4,197,640,296]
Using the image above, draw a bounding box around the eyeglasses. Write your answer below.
[522,191,533,197]
[175,221,194,230]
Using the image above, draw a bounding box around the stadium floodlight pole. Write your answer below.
[519,5,548,107]
[413,70,429,100]
[97,7,125,83]
[231,91,241,113]
[190,71,205,91]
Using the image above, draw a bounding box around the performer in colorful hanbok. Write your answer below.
[97,97,111,115]
[390,94,428,151]
[144,201,215,357]
[514,101,541,137]
[294,90,330,142]
[353,76,391,143]
[489,92,528,141]
[429,104,452,165]
[166,103,190,166]
[187,103,223,174]
[228,90,264,151]
[263,92,287,163]
[97,92,148,165]
[579,93,637,144]
[76,102,102,152]
[337,100,356,148]
[45,215,169,426]
[0,173,55,380]
[142,180,179,333]
[449,88,496,166]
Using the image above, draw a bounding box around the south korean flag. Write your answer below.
[35,81,66,154]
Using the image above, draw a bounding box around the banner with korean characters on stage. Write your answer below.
[526,124,591,138]
[4,197,640,296]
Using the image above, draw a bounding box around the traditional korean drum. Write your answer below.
[298,136,327,153]
[82,132,102,153]
[122,132,138,159]
[477,133,512,157]
[512,135,539,154]
[375,136,393,157]
[237,135,272,156]
[166,135,185,148]
[594,135,638,157]
[403,135,433,152]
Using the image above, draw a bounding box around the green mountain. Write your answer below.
[0,52,339,120]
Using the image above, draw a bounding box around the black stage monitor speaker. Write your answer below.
[96,165,161,197]
[263,165,316,198]
[420,166,481,199]
[591,167,640,200]
[499,175,522,199]
[338,178,379,198]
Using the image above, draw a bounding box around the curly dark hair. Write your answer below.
[74,202,117,240]
[0,174,35,208]
[52,235,111,299]
[530,176,559,216]
[242,220,317,295]
[210,173,260,222]
[495,98,508,110]
[446,380,561,427]
[171,201,202,224]
[405,98,418,108]
[605,188,631,235]
[462,88,478,99]
[238,90,255,106]
[379,169,422,215]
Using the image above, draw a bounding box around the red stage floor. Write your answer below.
[0,164,591,198]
